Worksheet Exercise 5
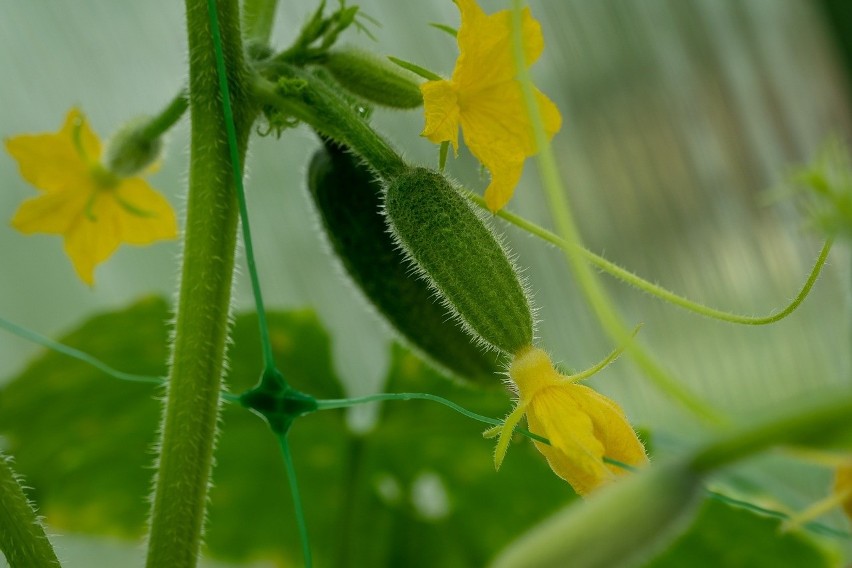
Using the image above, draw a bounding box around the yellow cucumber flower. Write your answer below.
[420,0,562,212]
[6,109,177,285]
[490,346,647,495]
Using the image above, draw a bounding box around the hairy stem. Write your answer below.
[466,193,833,326]
[145,0,254,565]
[252,70,406,180]
[0,453,60,567]
[138,90,189,140]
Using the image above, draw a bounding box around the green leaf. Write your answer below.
[336,344,573,567]
[0,297,574,565]
[387,56,442,81]
[428,22,458,38]
[645,498,839,568]
[0,297,168,538]
[0,297,346,562]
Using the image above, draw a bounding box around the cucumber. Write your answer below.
[321,49,423,110]
[308,140,501,385]
[384,167,534,355]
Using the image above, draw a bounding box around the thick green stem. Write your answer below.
[690,390,852,474]
[209,0,276,372]
[0,453,60,567]
[146,1,253,566]
[252,69,406,180]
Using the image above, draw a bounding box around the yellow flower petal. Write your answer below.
[421,0,562,211]
[526,387,610,494]
[534,88,563,146]
[11,186,93,235]
[62,108,102,161]
[461,84,562,212]
[6,109,177,285]
[60,179,177,284]
[458,84,528,211]
[114,178,179,244]
[453,0,543,92]
[63,193,124,286]
[5,109,101,193]
[581,387,649,469]
[503,346,647,495]
[528,384,647,495]
[420,80,461,153]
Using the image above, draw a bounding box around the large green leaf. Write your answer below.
[645,499,838,568]
[0,297,348,564]
[335,344,572,567]
[0,297,571,566]
[2,298,837,566]
[0,297,168,538]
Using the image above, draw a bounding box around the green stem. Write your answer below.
[690,390,852,474]
[209,0,275,371]
[509,2,724,426]
[568,326,638,382]
[146,0,252,565]
[335,436,365,568]
[139,90,189,140]
[0,453,60,567]
[467,193,833,326]
[0,316,163,386]
[241,0,278,44]
[316,393,549,444]
[0,315,245,403]
[251,70,406,180]
[278,433,312,568]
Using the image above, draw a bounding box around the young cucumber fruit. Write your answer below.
[321,49,423,110]
[384,167,534,355]
[308,141,501,385]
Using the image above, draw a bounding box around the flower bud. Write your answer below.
[104,118,163,177]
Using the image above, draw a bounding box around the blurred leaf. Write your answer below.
[0,297,348,564]
[337,344,573,567]
[782,137,852,240]
[205,305,347,565]
[645,499,838,568]
[0,297,576,566]
[9,298,835,566]
[0,296,168,538]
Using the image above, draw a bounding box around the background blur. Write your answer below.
[2,0,851,565]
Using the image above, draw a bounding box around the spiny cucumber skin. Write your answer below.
[384,167,534,355]
[308,142,502,385]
